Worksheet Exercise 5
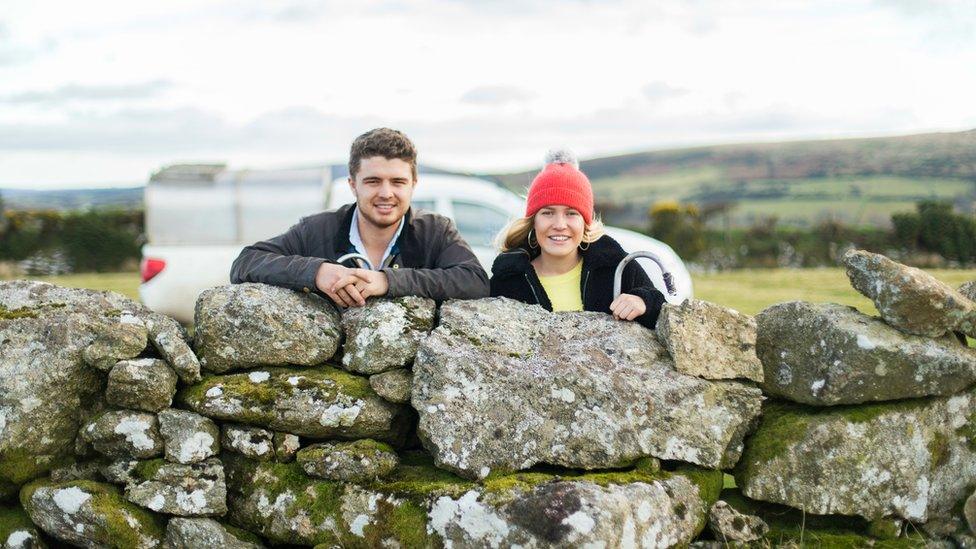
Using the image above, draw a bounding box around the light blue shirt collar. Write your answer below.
[349,206,405,270]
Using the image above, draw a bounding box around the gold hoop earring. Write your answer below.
[527,229,539,249]
[579,240,590,251]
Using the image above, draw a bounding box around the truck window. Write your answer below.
[451,200,511,248]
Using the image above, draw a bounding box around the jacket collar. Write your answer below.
[490,235,626,277]
[333,203,417,266]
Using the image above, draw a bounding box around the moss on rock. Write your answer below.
[719,488,924,548]
[20,478,165,548]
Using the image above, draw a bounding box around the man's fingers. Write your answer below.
[325,288,349,309]
[339,284,366,307]
[331,274,365,292]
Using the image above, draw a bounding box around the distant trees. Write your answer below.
[0,208,143,274]
[647,201,705,260]
[892,201,976,265]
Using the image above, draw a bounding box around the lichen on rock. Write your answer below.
[193,283,342,373]
[735,390,976,521]
[340,296,436,375]
[656,299,764,382]
[125,457,227,516]
[843,249,976,338]
[179,366,412,444]
[414,298,764,478]
[756,301,976,405]
[106,358,179,412]
[20,478,165,548]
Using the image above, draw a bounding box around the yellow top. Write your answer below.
[537,261,584,312]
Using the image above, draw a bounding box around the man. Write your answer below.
[230,128,489,306]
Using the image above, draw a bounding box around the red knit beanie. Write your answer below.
[525,150,594,224]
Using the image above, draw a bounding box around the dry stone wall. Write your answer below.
[1,250,975,548]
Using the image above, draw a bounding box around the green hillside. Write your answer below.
[490,129,976,228]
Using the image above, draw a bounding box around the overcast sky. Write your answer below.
[2,0,975,189]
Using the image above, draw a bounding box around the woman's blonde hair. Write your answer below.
[495,213,605,252]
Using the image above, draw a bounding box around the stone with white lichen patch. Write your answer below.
[124,457,227,516]
[735,388,976,522]
[273,432,301,463]
[106,358,179,412]
[179,366,412,444]
[297,439,399,482]
[221,424,275,461]
[414,298,764,478]
[193,283,342,373]
[656,299,764,382]
[158,409,220,465]
[843,249,976,338]
[81,410,164,459]
[20,478,164,548]
[756,301,976,405]
[340,296,436,374]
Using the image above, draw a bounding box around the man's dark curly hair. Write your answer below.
[348,128,418,180]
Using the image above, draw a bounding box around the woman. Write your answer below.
[490,151,666,329]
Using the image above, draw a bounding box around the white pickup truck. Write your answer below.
[140,164,692,323]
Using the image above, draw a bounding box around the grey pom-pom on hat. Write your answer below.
[544,148,579,169]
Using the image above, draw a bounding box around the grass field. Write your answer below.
[8,268,975,317]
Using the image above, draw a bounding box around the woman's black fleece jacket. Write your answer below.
[489,235,666,329]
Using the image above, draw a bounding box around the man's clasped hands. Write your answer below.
[314,262,389,308]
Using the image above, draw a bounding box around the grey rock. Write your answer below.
[296,439,399,482]
[157,410,219,465]
[735,388,976,522]
[221,424,275,461]
[962,281,976,303]
[967,490,976,535]
[49,461,103,483]
[273,432,300,463]
[144,312,201,384]
[224,453,718,547]
[106,358,178,412]
[656,299,764,382]
[179,367,412,444]
[707,500,768,543]
[193,283,341,373]
[428,478,708,548]
[0,281,189,489]
[1,288,109,488]
[100,459,140,485]
[82,411,164,459]
[20,479,165,548]
[82,312,149,371]
[843,249,976,338]
[340,296,436,374]
[368,368,412,404]
[163,517,264,548]
[125,458,227,516]
[414,298,764,478]
[756,301,976,405]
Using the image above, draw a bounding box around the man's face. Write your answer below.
[348,156,416,230]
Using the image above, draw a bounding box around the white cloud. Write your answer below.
[0,0,974,187]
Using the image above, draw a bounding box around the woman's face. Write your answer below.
[533,205,585,259]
